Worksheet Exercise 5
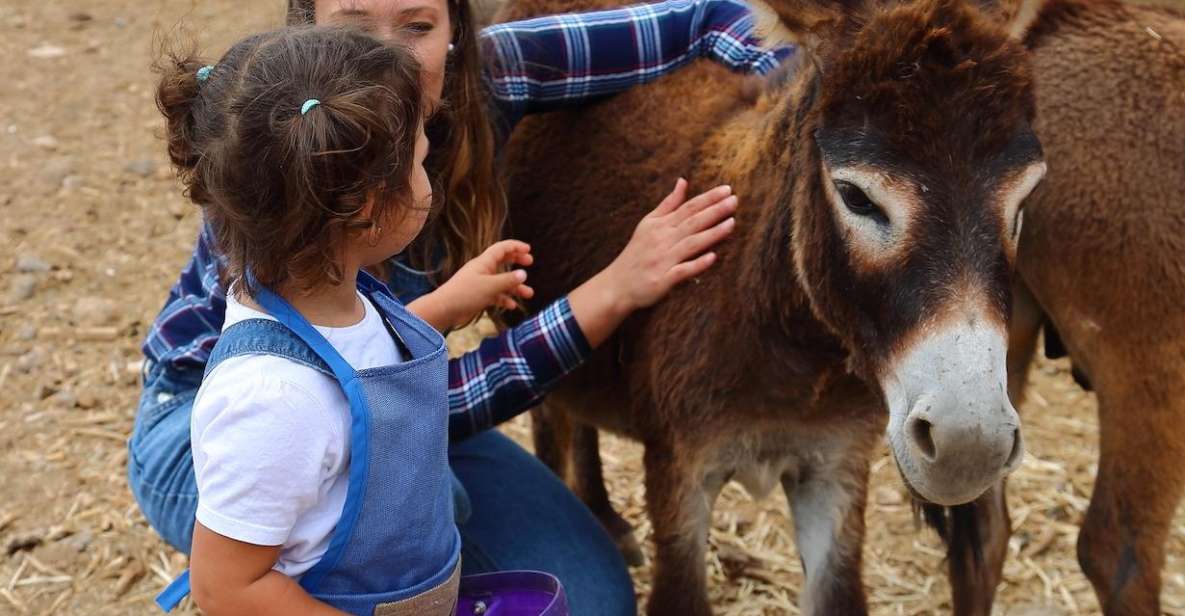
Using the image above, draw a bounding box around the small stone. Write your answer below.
[15,255,51,273]
[27,44,67,59]
[52,389,78,408]
[53,269,75,283]
[113,16,128,28]
[124,159,156,178]
[61,175,84,190]
[4,533,42,556]
[41,158,75,187]
[15,350,42,373]
[8,274,37,301]
[73,296,118,326]
[38,383,57,400]
[61,530,92,553]
[32,135,59,150]
[167,202,188,220]
[69,12,94,23]
[77,393,98,409]
[15,325,36,341]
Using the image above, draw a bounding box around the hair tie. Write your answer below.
[300,99,321,116]
[196,65,214,83]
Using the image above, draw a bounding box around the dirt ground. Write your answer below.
[0,1,1182,614]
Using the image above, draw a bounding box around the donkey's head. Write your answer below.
[762,0,1045,505]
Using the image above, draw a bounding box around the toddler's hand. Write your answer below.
[409,240,535,331]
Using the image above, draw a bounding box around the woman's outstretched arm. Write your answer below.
[481,0,795,130]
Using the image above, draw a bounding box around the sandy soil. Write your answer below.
[0,1,1182,614]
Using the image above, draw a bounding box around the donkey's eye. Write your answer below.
[834,180,888,223]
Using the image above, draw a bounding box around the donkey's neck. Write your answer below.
[700,74,821,337]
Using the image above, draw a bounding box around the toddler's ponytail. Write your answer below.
[154,49,208,176]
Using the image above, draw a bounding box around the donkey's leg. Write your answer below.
[782,459,870,615]
[942,482,1011,616]
[643,441,717,616]
[1008,280,1045,405]
[529,402,573,480]
[1077,381,1185,615]
[571,424,646,566]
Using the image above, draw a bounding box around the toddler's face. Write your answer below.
[366,125,432,264]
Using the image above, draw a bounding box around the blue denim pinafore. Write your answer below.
[157,273,461,615]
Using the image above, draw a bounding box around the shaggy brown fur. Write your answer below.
[499,0,1185,613]
[998,1,1185,614]
[921,1,1185,613]
[496,0,1047,613]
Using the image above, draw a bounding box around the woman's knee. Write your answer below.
[127,367,201,553]
[450,430,636,615]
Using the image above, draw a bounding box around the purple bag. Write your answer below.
[455,571,569,616]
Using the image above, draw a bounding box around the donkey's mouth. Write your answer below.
[892,455,936,506]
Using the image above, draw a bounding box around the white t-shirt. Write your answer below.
[191,289,401,578]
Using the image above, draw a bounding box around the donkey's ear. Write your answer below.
[748,0,858,56]
[970,0,1050,39]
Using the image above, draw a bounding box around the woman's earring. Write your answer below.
[368,225,383,247]
[448,43,455,53]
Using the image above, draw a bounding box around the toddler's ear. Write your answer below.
[358,190,387,229]
[360,190,379,218]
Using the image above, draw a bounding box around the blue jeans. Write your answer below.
[127,362,635,616]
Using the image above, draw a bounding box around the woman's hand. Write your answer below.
[605,178,737,310]
[569,178,737,348]
[408,240,535,332]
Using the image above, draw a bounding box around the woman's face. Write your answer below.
[315,0,451,106]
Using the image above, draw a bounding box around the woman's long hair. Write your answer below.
[288,0,506,287]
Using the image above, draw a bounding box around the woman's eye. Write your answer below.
[403,21,434,34]
[834,180,887,223]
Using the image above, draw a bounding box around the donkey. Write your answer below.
[498,0,1046,612]
[501,0,1185,611]
[937,1,1185,614]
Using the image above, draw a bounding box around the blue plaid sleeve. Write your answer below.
[141,223,228,372]
[481,0,795,130]
[448,297,591,440]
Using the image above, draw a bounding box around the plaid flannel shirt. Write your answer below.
[481,0,792,137]
[142,0,791,440]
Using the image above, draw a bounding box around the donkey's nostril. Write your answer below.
[909,417,937,461]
